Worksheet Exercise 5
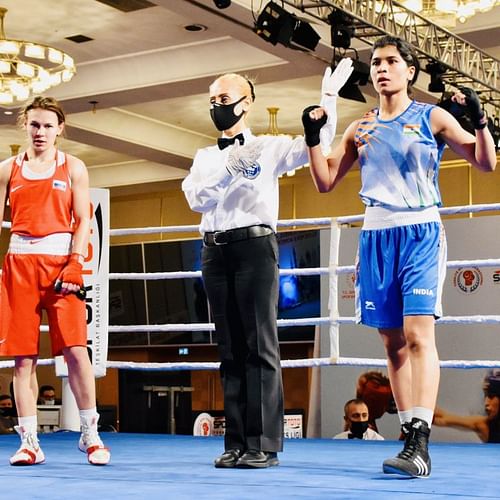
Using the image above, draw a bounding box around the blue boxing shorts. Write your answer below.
[355,206,447,329]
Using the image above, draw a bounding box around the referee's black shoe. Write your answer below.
[383,418,431,478]
[236,450,279,468]
[214,448,243,468]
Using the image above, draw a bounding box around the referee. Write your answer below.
[182,65,351,468]
[182,72,305,468]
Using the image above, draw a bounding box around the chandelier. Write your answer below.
[262,107,305,177]
[264,106,283,136]
[0,7,76,105]
[401,0,500,26]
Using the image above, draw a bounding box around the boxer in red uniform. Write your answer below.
[0,96,110,466]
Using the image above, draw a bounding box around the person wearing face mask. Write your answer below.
[38,385,57,405]
[334,399,384,440]
[0,394,17,434]
[182,64,353,469]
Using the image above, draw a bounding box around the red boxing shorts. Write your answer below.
[0,252,87,357]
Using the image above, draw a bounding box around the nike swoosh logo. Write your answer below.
[10,185,23,193]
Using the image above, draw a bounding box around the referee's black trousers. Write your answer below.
[201,233,284,452]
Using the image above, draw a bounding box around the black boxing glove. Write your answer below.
[459,87,487,130]
[301,105,328,147]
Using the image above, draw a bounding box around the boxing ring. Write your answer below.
[105,201,500,373]
[1,202,500,499]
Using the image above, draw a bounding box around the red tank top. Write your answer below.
[9,151,74,237]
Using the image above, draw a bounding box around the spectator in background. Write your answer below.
[0,394,17,434]
[38,385,58,405]
[356,371,397,432]
[334,398,384,440]
[433,374,500,443]
[0,394,13,409]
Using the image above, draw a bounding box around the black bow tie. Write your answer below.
[217,133,245,150]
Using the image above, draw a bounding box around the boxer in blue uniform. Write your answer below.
[303,35,497,477]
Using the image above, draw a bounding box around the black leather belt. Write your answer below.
[203,225,273,246]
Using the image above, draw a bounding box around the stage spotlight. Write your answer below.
[489,117,500,151]
[213,0,231,8]
[338,59,370,103]
[255,1,320,51]
[427,61,446,93]
[328,9,355,49]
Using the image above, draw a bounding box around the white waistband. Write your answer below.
[9,233,73,255]
[362,205,441,230]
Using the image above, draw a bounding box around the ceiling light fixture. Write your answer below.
[255,1,320,52]
[184,24,207,32]
[427,61,447,93]
[489,117,500,152]
[337,58,370,103]
[213,0,231,8]
[329,9,355,50]
[0,7,76,105]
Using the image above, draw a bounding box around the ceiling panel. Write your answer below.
[0,0,497,187]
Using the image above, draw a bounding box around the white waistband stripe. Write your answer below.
[9,233,72,255]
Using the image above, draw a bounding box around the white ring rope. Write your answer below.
[6,201,493,236]
[2,357,500,370]
[2,203,499,372]
[107,203,500,237]
[108,258,500,282]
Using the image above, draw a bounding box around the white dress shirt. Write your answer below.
[182,128,308,234]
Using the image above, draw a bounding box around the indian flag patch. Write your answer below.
[53,179,67,191]
[403,124,421,136]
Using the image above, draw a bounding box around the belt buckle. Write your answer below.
[212,231,227,245]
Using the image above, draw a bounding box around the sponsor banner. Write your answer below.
[340,272,355,300]
[56,188,110,378]
[193,412,303,438]
[283,414,303,438]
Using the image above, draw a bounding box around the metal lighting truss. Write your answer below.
[283,0,500,115]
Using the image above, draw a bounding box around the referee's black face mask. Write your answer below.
[210,96,246,131]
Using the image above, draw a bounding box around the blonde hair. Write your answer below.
[210,73,255,102]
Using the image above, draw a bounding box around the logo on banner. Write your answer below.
[493,270,500,284]
[453,267,483,294]
[193,413,213,436]
[284,414,303,438]
[341,272,355,300]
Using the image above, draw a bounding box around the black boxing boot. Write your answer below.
[383,418,431,478]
